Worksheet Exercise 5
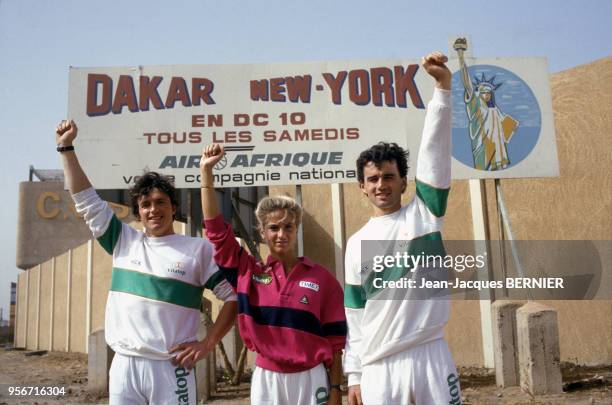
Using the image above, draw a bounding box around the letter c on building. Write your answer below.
[36,192,61,219]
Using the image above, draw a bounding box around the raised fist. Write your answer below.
[56,120,78,146]
[200,144,225,169]
[422,52,452,90]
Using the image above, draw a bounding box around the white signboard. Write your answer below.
[68,57,557,189]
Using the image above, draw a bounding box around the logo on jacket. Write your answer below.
[167,261,186,276]
[299,280,320,292]
[299,295,309,305]
[252,273,272,285]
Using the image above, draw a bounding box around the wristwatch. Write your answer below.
[57,145,75,153]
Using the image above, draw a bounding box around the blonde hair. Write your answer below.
[255,195,303,229]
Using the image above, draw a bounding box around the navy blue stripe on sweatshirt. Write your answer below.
[322,321,348,337]
[217,265,238,289]
[238,293,326,337]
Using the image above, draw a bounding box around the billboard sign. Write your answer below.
[68,55,557,188]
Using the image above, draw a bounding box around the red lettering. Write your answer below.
[143,133,155,144]
[192,78,215,105]
[371,67,395,107]
[158,133,171,144]
[189,132,202,143]
[347,128,359,139]
[270,78,286,102]
[263,130,275,142]
[238,131,252,142]
[112,75,138,114]
[394,65,424,109]
[285,75,312,102]
[234,114,250,126]
[348,70,370,105]
[139,76,164,111]
[322,72,347,104]
[87,74,112,116]
[250,79,269,101]
[208,114,223,127]
[165,77,191,108]
[253,114,268,126]
[278,130,291,141]
[192,115,205,127]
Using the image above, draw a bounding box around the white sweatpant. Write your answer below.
[109,353,196,405]
[250,363,329,405]
[361,339,461,405]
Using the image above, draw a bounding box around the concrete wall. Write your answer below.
[15,243,110,354]
[70,243,88,353]
[26,266,39,349]
[53,252,69,351]
[15,272,27,348]
[38,259,53,350]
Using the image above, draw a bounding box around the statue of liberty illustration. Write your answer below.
[453,38,518,170]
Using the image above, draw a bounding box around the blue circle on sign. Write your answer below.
[451,64,541,171]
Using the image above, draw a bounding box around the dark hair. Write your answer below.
[356,142,409,183]
[129,172,178,218]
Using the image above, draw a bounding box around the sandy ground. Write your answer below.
[0,349,610,404]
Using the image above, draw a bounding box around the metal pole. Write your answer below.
[331,183,345,281]
[468,179,495,368]
[295,185,304,257]
[494,180,532,301]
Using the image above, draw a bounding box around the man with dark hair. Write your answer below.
[128,172,179,218]
[55,120,237,405]
[356,142,410,187]
[344,52,460,404]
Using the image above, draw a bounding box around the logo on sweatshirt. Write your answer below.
[299,295,309,305]
[299,280,320,292]
[168,261,186,276]
[252,273,272,285]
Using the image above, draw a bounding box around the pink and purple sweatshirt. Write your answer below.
[204,215,347,373]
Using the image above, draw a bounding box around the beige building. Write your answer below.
[14,57,612,368]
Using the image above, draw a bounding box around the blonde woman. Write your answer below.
[199,144,346,405]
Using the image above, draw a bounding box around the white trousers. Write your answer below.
[109,353,196,405]
[250,363,329,405]
[361,339,461,405]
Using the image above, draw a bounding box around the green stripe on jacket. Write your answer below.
[344,284,367,309]
[363,231,445,299]
[97,215,123,254]
[415,179,449,218]
[110,267,204,310]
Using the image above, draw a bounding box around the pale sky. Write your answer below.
[1,0,611,317]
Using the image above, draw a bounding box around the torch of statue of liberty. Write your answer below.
[453,38,518,170]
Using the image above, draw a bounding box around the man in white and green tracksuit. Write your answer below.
[55,120,237,405]
[344,52,461,405]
